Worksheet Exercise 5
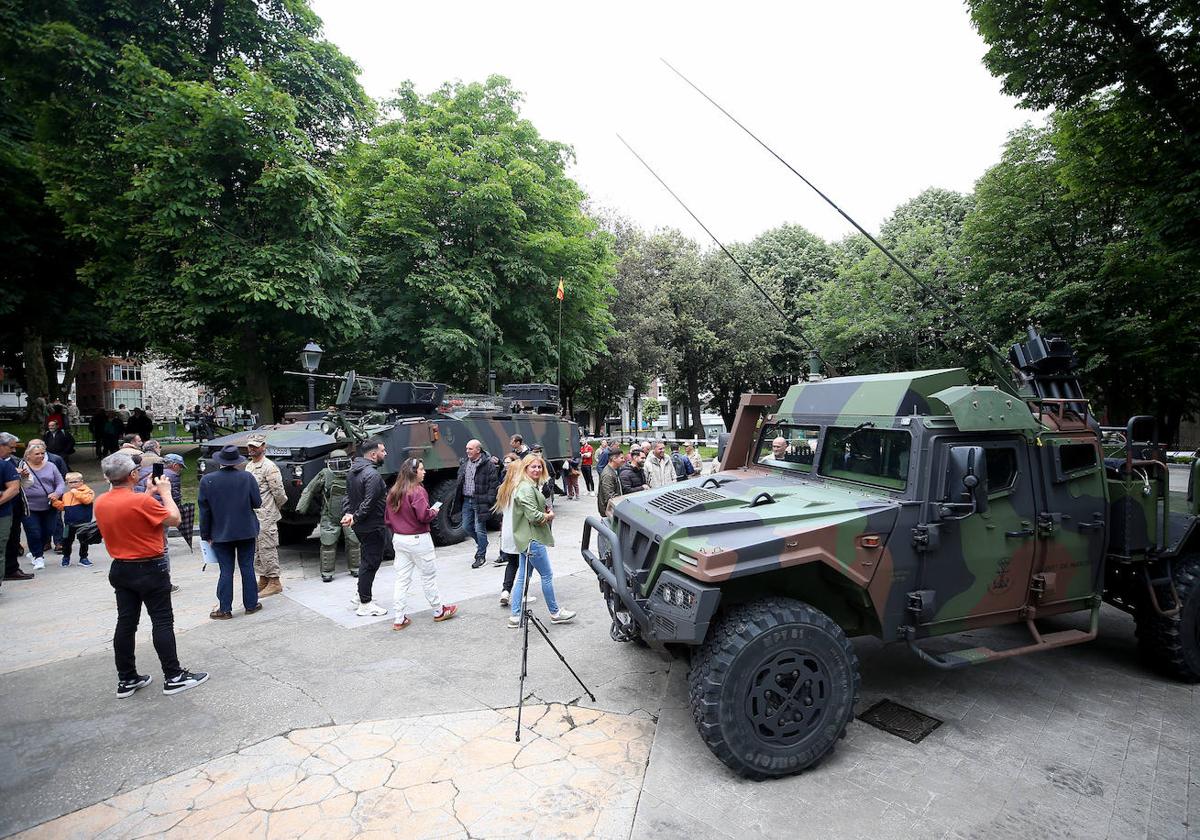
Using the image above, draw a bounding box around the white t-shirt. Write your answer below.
[500,497,517,555]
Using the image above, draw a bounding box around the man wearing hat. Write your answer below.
[246,434,287,597]
[298,449,360,582]
[198,445,262,620]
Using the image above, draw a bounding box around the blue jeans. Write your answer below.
[22,508,58,558]
[212,539,259,613]
[510,540,559,617]
[460,496,489,560]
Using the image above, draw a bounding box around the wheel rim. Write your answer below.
[743,648,831,747]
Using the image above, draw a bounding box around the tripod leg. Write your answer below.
[527,614,596,702]
[514,548,534,741]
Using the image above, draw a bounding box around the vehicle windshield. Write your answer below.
[818,426,910,490]
[755,424,820,473]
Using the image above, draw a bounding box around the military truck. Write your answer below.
[200,376,578,546]
[582,329,1200,778]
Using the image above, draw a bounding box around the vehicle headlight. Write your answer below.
[292,465,304,479]
[198,460,207,473]
[653,581,697,610]
[675,552,698,566]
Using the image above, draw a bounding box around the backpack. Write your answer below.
[671,452,689,480]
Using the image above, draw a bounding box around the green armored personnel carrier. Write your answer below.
[201,376,578,545]
[582,329,1200,778]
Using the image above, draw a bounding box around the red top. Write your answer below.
[580,443,593,466]
[385,485,438,535]
[95,487,170,559]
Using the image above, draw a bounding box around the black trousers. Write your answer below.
[109,557,180,681]
[62,522,90,560]
[4,511,21,576]
[581,465,594,492]
[501,551,520,593]
[354,526,391,603]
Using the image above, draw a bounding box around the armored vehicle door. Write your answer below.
[1029,435,1106,609]
[918,437,1039,628]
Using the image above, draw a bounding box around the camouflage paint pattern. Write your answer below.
[587,366,1143,655]
[201,407,577,532]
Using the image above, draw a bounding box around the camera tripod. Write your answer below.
[513,548,595,742]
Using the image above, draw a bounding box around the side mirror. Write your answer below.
[944,445,989,517]
[716,432,731,463]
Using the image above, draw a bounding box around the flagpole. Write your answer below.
[556,293,563,412]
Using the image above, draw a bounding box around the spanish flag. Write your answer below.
[556,278,565,301]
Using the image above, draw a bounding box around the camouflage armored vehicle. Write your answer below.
[200,376,578,545]
[582,329,1200,778]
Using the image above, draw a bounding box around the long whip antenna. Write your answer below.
[615,133,833,376]
[661,58,1013,380]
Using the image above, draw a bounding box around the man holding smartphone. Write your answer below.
[341,438,390,616]
[95,452,207,697]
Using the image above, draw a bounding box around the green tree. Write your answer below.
[807,188,975,375]
[960,122,1200,428]
[344,77,615,394]
[968,0,1200,272]
[7,0,372,421]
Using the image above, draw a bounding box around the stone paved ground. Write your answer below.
[1,472,1197,838]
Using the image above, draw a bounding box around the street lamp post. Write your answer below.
[299,340,324,411]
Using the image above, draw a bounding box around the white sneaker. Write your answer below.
[31,556,45,570]
[549,609,577,624]
[507,614,521,629]
[349,593,361,608]
[500,590,510,607]
[356,602,387,617]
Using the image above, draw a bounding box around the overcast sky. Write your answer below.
[311,1,1038,245]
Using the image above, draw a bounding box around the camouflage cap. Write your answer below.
[246,433,268,447]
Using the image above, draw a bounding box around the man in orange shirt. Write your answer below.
[95,452,208,699]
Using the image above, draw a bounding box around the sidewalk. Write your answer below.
[1,492,1196,839]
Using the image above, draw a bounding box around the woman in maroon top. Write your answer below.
[384,458,457,630]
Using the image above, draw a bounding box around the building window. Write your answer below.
[107,364,142,382]
[108,389,144,410]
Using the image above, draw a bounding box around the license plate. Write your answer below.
[266,448,291,458]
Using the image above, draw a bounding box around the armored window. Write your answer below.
[755,424,820,473]
[984,447,1019,495]
[1058,442,1098,474]
[818,427,910,490]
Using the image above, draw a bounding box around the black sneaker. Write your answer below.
[116,674,152,699]
[471,557,486,569]
[163,669,209,695]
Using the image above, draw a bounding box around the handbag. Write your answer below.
[74,521,104,546]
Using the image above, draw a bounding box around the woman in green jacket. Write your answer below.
[493,453,576,628]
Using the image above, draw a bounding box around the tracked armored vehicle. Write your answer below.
[201,377,578,545]
[582,329,1200,778]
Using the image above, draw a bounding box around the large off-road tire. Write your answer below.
[1134,553,1200,683]
[277,522,316,545]
[427,478,465,547]
[687,597,860,779]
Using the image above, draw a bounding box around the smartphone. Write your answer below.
[430,501,443,511]
[152,462,164,480]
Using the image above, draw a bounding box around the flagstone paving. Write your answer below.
[14,704,654,840]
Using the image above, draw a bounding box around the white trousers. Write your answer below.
[391,533,441,617]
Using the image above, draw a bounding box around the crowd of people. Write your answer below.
[0,417,712,700]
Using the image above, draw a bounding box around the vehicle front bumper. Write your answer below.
[581,515,721,646]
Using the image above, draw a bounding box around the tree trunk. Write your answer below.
[58,347,80,403]
[21,327,49,422]
[685,365,703,438]
[240,327,275,424]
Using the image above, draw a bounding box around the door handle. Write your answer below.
[1005,528,1034,538]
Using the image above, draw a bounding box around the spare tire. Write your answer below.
[427,478,465,546]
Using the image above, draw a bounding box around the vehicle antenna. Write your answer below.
[660,59,1018,392]
[615,132,835,377]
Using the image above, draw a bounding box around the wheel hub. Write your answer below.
[744,650,830,746]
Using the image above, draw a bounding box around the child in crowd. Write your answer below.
[53,472,95,567]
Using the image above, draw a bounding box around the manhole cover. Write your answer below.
[857,699,942,743]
